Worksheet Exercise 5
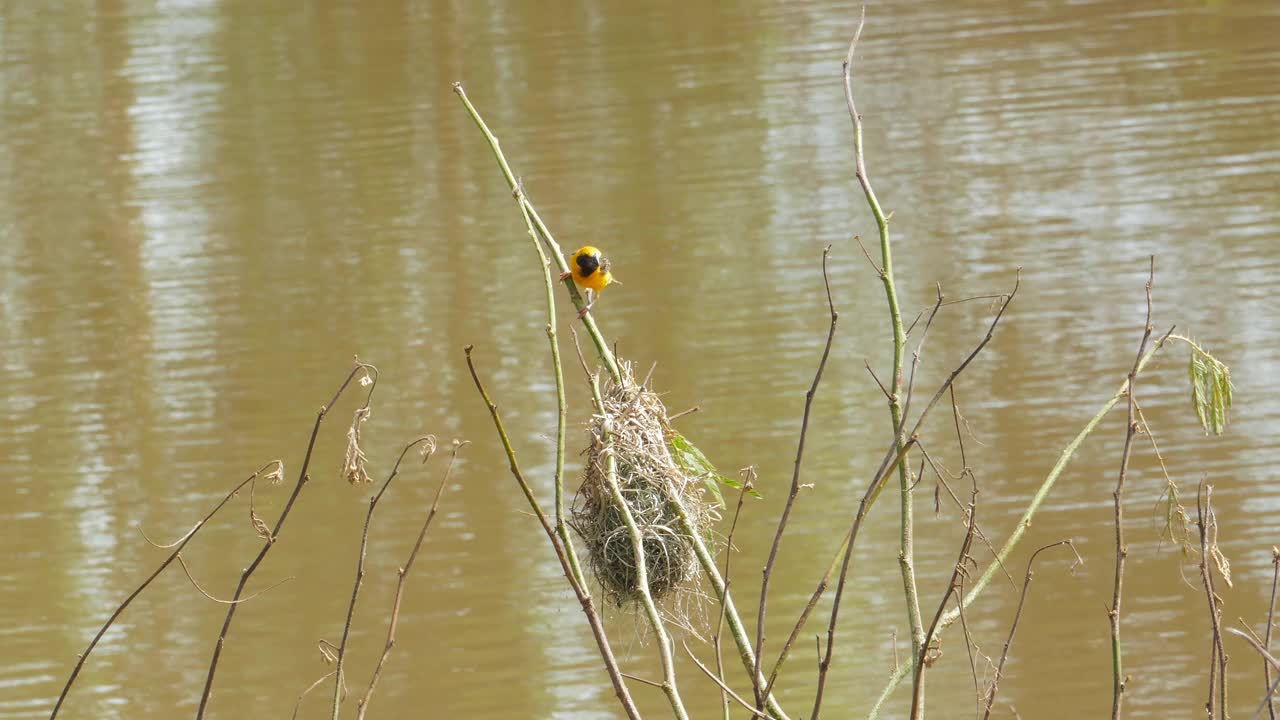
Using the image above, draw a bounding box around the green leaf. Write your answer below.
[668,433,761,507]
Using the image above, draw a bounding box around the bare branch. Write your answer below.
[755,246,839,711]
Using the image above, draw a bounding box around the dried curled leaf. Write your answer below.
[343,407,373,484]
[1187,344,1232,435]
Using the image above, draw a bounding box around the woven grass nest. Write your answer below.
[570,362,720,608]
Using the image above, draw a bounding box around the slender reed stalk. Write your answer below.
[49,463,278,719]
[590,373,691,720]
[842,10,925,683]
[331,437,438,720]
[1225,626,1280,719]
[464,346,643,720]
[1110,257,1157,719]
[754,246,839,711]
[196,362,378,720]
[355,440,467,720]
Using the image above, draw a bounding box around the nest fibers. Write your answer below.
[571,363,719,608]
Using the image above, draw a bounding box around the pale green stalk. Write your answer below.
[591,376,691,720]
[867,338,1169,718]
[452,83,619,381]
[844,12,925,694]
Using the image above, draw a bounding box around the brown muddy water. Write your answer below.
[2,1,1279,718]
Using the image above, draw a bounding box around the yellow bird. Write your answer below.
[559,246,616,317]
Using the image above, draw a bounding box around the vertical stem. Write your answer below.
[331,439,436,720]
[843,9,924,696]
[755,247,839,711]
[519,192,586,589]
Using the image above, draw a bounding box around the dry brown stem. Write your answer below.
[718,470,753,720]
[754,245,838,712]
[464,345,642,720]
[48,462,277,719]
[911,490,979,720]
[1199,483,1229,719]
[330,436,439,720]
[353,439,466,719]
[1110,256,1156,719]
[982,540,1080,719]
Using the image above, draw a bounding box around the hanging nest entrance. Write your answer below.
[570,362,719,608]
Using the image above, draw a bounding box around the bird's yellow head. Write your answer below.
[569,246,614,292]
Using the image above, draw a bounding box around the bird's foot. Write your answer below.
[558,270,572,281]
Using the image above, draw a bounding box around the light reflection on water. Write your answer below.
[1,1,1277,718]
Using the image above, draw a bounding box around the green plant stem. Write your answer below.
[452,82,619,381]
[591,376,691,720]
[520,195,586,589]
[866,336,1170,718]
[842,15,925,694]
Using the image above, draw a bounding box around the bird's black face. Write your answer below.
[576,251,600,278]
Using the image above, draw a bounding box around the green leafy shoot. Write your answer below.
[668,432,761,507]
[1187,343,1233,435]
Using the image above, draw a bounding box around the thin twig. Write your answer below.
[755,246,839,711]
[195,361,378,720]
[175,553,293,605]
[1110,256,1156,719]
[355,439,467,720]
[331,436,437,720]
[982,541,1079,719]
[684,642,782,720]
[517,190,587,590]
[1199,483,1229,719]
[718,471,753,720]
[464,346,642,720]
[911,490,979,719]
[293,670,338,720]
[1226,626,1280,720]
[1268,549,1280,720]
[49,463,275,719]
